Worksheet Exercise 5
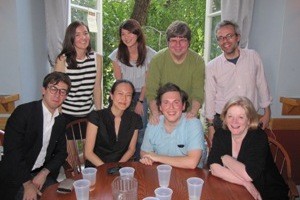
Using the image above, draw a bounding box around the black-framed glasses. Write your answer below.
[216,33,237,42]
[47,85,68,96]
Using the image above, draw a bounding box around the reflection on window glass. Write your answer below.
[71,8,87,23]
[71,8,96,50]
[210,15,222,60]
[212,0,221,12]
[71,0,97,10]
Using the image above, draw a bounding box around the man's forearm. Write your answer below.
[264,106,271,118]
[155,154,200,169]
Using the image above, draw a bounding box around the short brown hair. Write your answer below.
[43,72,71,93]
[156,82,189,112]
[166,21,191,42]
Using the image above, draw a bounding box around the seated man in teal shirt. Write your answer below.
[140,83,205,169]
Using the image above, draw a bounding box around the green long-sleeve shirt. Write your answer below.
[146,48,205,109]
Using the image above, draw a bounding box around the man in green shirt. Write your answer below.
[146,21,205,124]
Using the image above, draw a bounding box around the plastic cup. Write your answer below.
[187,177,204,200]
[156,164,172,187]
[82,167,97,187]
[73,179,90,200]
[119,167,135,178]
[143,197,159,200]
[111,176,138,200]
[154,187,173,200]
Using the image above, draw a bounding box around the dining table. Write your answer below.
[41,161,253,200]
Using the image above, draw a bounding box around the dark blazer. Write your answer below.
[208,128,289,200]
[0,100,67,189]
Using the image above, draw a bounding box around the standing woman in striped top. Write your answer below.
[55,21,102,125]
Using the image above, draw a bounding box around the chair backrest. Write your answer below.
[0,130,4,161]
[268,136,299,200]
[0,130,4,146]
[268,136,291,179]
[265,127,277,140]
[203,134,212,169]
[64,118,88,177]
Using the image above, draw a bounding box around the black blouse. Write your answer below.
[85,108,142,167]
[207,128,289,200]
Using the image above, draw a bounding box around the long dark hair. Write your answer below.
[117,19,147,67]
[57,21,92,69]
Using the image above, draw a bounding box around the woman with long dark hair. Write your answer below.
[109,19,156,159]
[55,21,102,124]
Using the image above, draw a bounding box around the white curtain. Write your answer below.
[44,0,69,67]
[221,0,255,48]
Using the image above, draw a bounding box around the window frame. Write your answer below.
[204,0,221,63]
[70,0,103,54]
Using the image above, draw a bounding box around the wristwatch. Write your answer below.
[138,99,144,103]
[207,122,214,127]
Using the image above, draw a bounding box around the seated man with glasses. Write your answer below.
[146,20,205,125]
[0,72,71,200]
[205,20,272,144]
[140,83,206,169]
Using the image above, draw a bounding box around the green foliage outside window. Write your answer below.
[72,0,207,107]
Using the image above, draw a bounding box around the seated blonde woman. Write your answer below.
[207,96,288,200]
[84,80,142,167]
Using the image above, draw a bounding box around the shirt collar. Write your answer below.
[159,114,185,133]
[221,47,244,63]
[42,101,59,119]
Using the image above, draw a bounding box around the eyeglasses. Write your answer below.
[216,33,237,42]
[168,38,189,46]
[47,85,68,96]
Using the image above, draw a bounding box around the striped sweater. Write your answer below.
[62,52,97,116]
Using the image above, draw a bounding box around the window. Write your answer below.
[204,0,222,63]
[70,0,103,54]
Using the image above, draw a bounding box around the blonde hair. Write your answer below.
[221,96,259,130]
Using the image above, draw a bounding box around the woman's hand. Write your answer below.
[243,181,262,200]
[134,102,144,116]
[149,112,160,125]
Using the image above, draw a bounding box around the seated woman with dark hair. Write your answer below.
[207,96,289,200]
[84,80,142,167]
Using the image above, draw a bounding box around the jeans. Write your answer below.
[131,92,148,160]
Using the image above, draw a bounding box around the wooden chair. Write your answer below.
[0,130,4,160]
[64,118,88,178]
[268,136,299,200]
[0,130,4,146]
[203,134,212,169]
[265,127,277,140]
